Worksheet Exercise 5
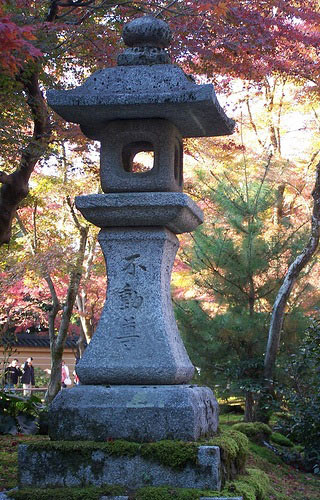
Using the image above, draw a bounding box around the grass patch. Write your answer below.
[247,442,320,500]
[219,413,244,427]
[248,442,283,465]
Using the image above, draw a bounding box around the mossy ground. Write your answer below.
[1,417,320,499]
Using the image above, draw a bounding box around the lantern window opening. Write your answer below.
[122,141,155,174]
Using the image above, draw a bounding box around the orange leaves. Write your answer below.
[213,2,229,17]
[197,1,230,17]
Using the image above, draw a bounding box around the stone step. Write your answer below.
[19,443,221,491]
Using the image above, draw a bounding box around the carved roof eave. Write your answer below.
[47,64,235,140]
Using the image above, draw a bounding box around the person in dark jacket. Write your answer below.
[4,359,22,389]
[21,357,35,397]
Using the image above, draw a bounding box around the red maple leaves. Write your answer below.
[0,4,42,74]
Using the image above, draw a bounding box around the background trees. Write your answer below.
[174,65,320,418]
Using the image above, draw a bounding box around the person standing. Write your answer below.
[61,360,71,388]
[4,359,23,390]
[21,357,35,397]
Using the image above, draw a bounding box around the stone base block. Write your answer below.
[18,443,221,490]
[48,384,219,442]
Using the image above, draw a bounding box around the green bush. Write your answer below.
[270,432,293,447]
[0,390,44,435]
[34,367,50,387]
[276,320,320,472]
[231,422,271,443]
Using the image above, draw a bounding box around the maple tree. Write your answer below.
[1,0,320,245]
[0,139,105,401]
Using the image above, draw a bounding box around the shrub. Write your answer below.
[276,320,320,472]
[231,422,271,444]
[270,432,293,447]
[0,390,44,435]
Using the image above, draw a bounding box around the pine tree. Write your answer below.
[176,162,311,421]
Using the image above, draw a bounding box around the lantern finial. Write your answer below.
[118,15,172,65]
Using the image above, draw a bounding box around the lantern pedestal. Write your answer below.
[75,224,195,385]
[47,195,220,443]
[48,384,219,442]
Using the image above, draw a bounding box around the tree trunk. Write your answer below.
[76,293,95,344]
[264,161,320,383]
[244,392,255,422]
[0,70,51,245]
[75,233,97,354]
[77,326,87,359]
[44,221,89,404]
[45,345,63,403]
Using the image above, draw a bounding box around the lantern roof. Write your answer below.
[47,16,235,140]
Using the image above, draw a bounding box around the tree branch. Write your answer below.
[264,160,320,382]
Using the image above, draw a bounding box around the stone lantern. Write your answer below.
[44,15,234,443]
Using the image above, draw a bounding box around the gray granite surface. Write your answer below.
[76,227,194,385]
[98,119,184,193]
[118,15,171,65]
[19,443,221,490]
[47,16,234,139]
[47,63,234,140]
[75,192,203,232]
[48,384,219,442]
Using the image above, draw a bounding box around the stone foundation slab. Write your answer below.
[18,444,221,490]
[48,384,219,442]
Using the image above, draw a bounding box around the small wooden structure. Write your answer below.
[0,333,79,380]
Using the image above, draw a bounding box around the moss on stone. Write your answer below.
[221,468,270,500]
[232,423,272,443]
[207,429,249,480]
[24,429,249,482]
[9,470,271,500]
[26,438,141,457]
[26,438,198,470]
[270,432,294,447]
[140,440,198,469]
[17,430,252,497]
[8,485,125,500]
[135,486,219,499]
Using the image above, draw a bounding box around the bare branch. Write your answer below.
[246,97,264,150]
[66,195,83,231]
